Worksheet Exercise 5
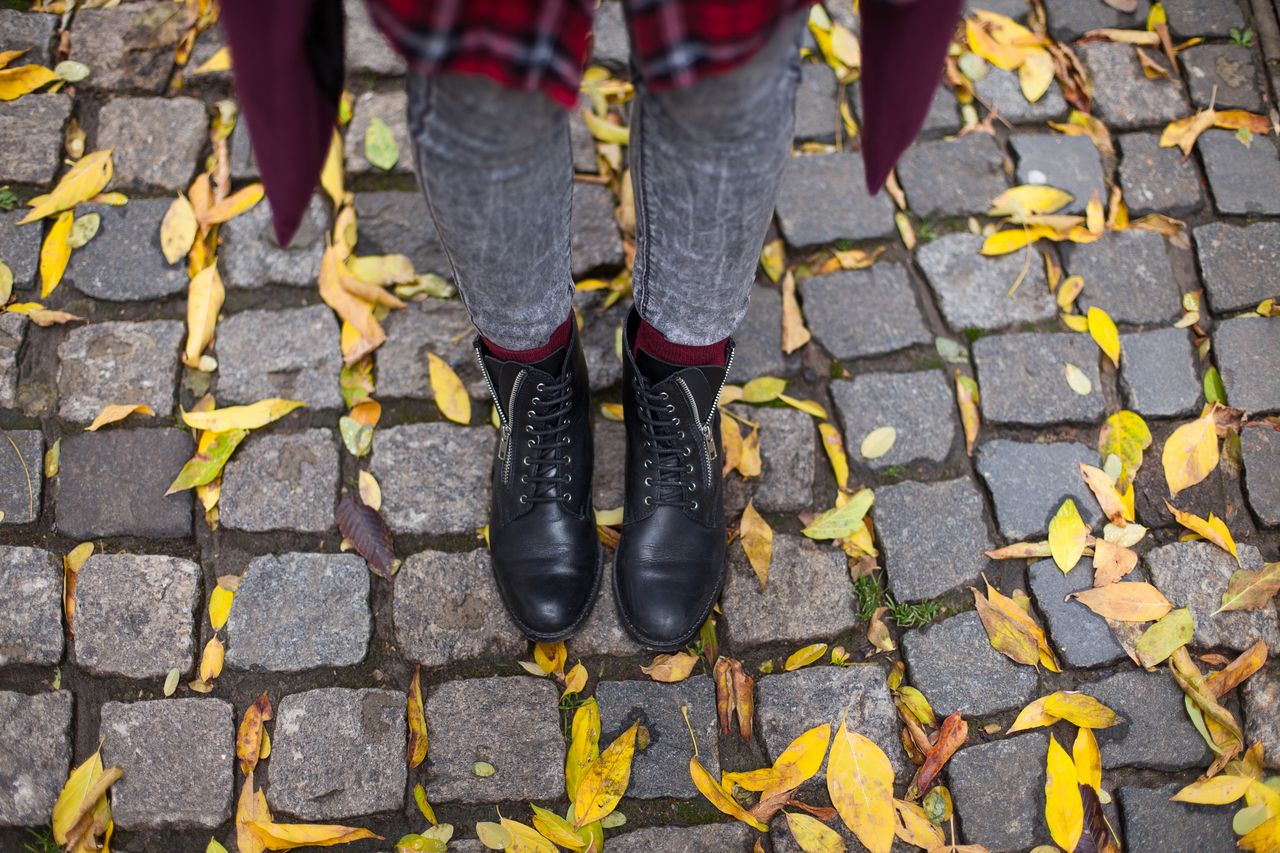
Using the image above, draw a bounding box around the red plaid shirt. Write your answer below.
[365,0,818,107]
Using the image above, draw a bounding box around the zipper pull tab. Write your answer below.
[498,425,512,461]
[702,423,717,461]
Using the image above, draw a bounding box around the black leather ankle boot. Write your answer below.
[614,311,734,651]
[475,321,601,640]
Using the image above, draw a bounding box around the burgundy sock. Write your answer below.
[633,318,727,366]
[482,315,572,364]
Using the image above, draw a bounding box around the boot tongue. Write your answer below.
[529,346,568,377]
[635,348,684,383]
[636,350,729,417]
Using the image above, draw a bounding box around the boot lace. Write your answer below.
[520,373,576,504]
[636,379,696,510]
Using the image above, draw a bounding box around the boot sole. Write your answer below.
[611,551,727,653]
[491,536,605,643]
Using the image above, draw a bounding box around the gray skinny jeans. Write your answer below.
[406,10,806,350]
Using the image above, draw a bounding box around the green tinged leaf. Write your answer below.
[340,415,374,457]
[1203,366,1226,404]
[166,429,249,494]
[802,488,874,540]
[365,116,400,170]
[1135,608,1194,667]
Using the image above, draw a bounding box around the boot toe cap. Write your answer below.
[493,554,601,640]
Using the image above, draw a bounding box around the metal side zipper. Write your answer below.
[673,348,734,491]
[475,347,525,484]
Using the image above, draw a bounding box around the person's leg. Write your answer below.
[614,11,808,650]
[407,72,601,639]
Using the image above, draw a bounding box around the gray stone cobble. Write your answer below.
[0,313,23,411]
[0,211,40,293]
[371,423,492,535]
[0,430,42,526]
[1183,44,1265,112]
[571,560,640,657]
[73,553,200,678]
[591,0,629,68]
[1067,230,1183,325]
[749,406,814,513]
[596,677,720,799]
[68,2,177,92]
[218,429,339,534]
[1117,132,1204,214]
[972,331,1105,426]
[793,63,839,142]
[1198,130,1280,215]
[799,264,932,360]
[896,134,1009,218]
[570,96,597,173]
[1043,0,1149,38]
[1194,221,1280,313]
[376,298,488,402]
[0,9,56,65]
[755,664,909,780]
[1029,557,1127,668]
[1242,426,1280,527]
[344,0,407,76]
[948,733,1049,852]
[832,370,958,471]
[97,96,207,192]
[976,439,1101,539]
[230,118,259,181]
[215,305,344,409]
[901,611,1039,717]
[609,825,755,853]
[354,191,451,277]
[56,319,183,423]
[876,477,992,602]
[1162,0,1246,37]
[578,297,627,392]
[1118,327,1202,418]
[226,553,371,672]
[1011,134,1105,214]
[722,533,858,646]
[974,68,1068,124]
[219,195,327,288]
[268,687,406,819]
[424,676,563,802]
[183,26,230,88]
[1146,541,1279,652]
[571,182,624,278]
[344,89,412,174]
[100,698,233,830]
[56,429,194,540]
[1090,670,1210,770]
[0,546,62,666]
[916,233,1056,332]
[0,690,72,827]
[1079,42,1190,130]
[1133,422,1231,528]
[1214,316,1280,414]
[65,200,189,300]
[775,152,895,246]
[731,285,796,380]
[392,548,524,667]
[1119,783,1239,853]
[592,418,626,511]
[1242,665,1280,769]
[0,95,71,185]
[919,86,963,136]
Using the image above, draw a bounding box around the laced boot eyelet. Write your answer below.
[536,382,545,391]
[689,500,699,510]
[643,496,653,506]
[643,477,652,487]
[564,474,572,483]
[519,494,529,504]
[685,464,694,473]
[686,481,696,491]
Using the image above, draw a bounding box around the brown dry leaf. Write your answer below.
[971,586,1039,667]
[739,500,773,590]
[641,651,699,683]
[1204,639,1268,697]
[1080,463,1130,525]
[237,692,273,775]
[334,493,395,578]
[1067,582,1173,621]
[407,665,427,769]
[85,403,154,431]
[1162,412,1219,496]
[1092,539,1139,585]
[908,712,967,799]
[780,271,810,354]
[318,243,385,365]
[867,606,895,653]
[1216,563,1280,614]
[986,540,1053,559]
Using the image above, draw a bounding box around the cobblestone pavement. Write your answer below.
[1,0,1279,852]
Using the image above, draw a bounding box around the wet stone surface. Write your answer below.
[1242,426,1280,527]
[67,3,177,92]
[799,263,932,361]
[1119,783,1240,853]
[1183,43,1266,111]
[1079,42,1190,130]
[0,211,40,294]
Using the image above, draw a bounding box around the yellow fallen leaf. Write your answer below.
[989,185,1075,219]
[534,640,566,676]
[320,130,345,208]
[0,63,59,100]
[741,376,787,403]
[1087,307,1120,367]
[827,719,895,853]
[1067,582,1173,621]
[1080,463,1130,525]
[784,643,828,671]
[860,426,896,460]
[966,16,1025,70]
[764,723,832,796]
[530,803,585,850]
[1048,498,1089,573]
[1092,538,1139,585]
[407,665,427,769]
[21,149,113,223]
[690,756,767,830]
[52,748,112,845]
[1045,734,1084,852]
[581,108,629,145]
[1162,413,1219,496]
[182,399,304,431]
[237,693,272,776]
[784,811,846,853]
[565,698,600,801]
[319,244,385,364]
[985,580,1060,672]
[817,422,850,490]
[1159,109,1218,156]
[357,470,381,510]
[1165,501,1239,564]
[1042,691,1121,728]
[1064,362,1093,396]
[739,500,773,590]
[201,182,264,227]
[980,225,1058,255]
[893,799,945,849]
[427,353,471,424]
[562,661,587,696]
[183,263,225,368]
[209,584,234,630]
[236,773,272,853]
[161,193,197,264]
[779,393,827,419]
[760,238,785,282]
[39,209,73,298]
[85,403,154,431]
[199,636,224,682]
[572,722,638,827]
[1085,26,1160,44]
[780,271,810,354]
[1086,191,1105,235]
[1019,47,1055,102]
[1008,695,1059,733]
[248,820,381,849]
[1171,775,1254,805]
[640,651,699,683]
[972,586,1039,667]
[955,372,980,455]
[1073,727,1101,793]
[192,45,231,74]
